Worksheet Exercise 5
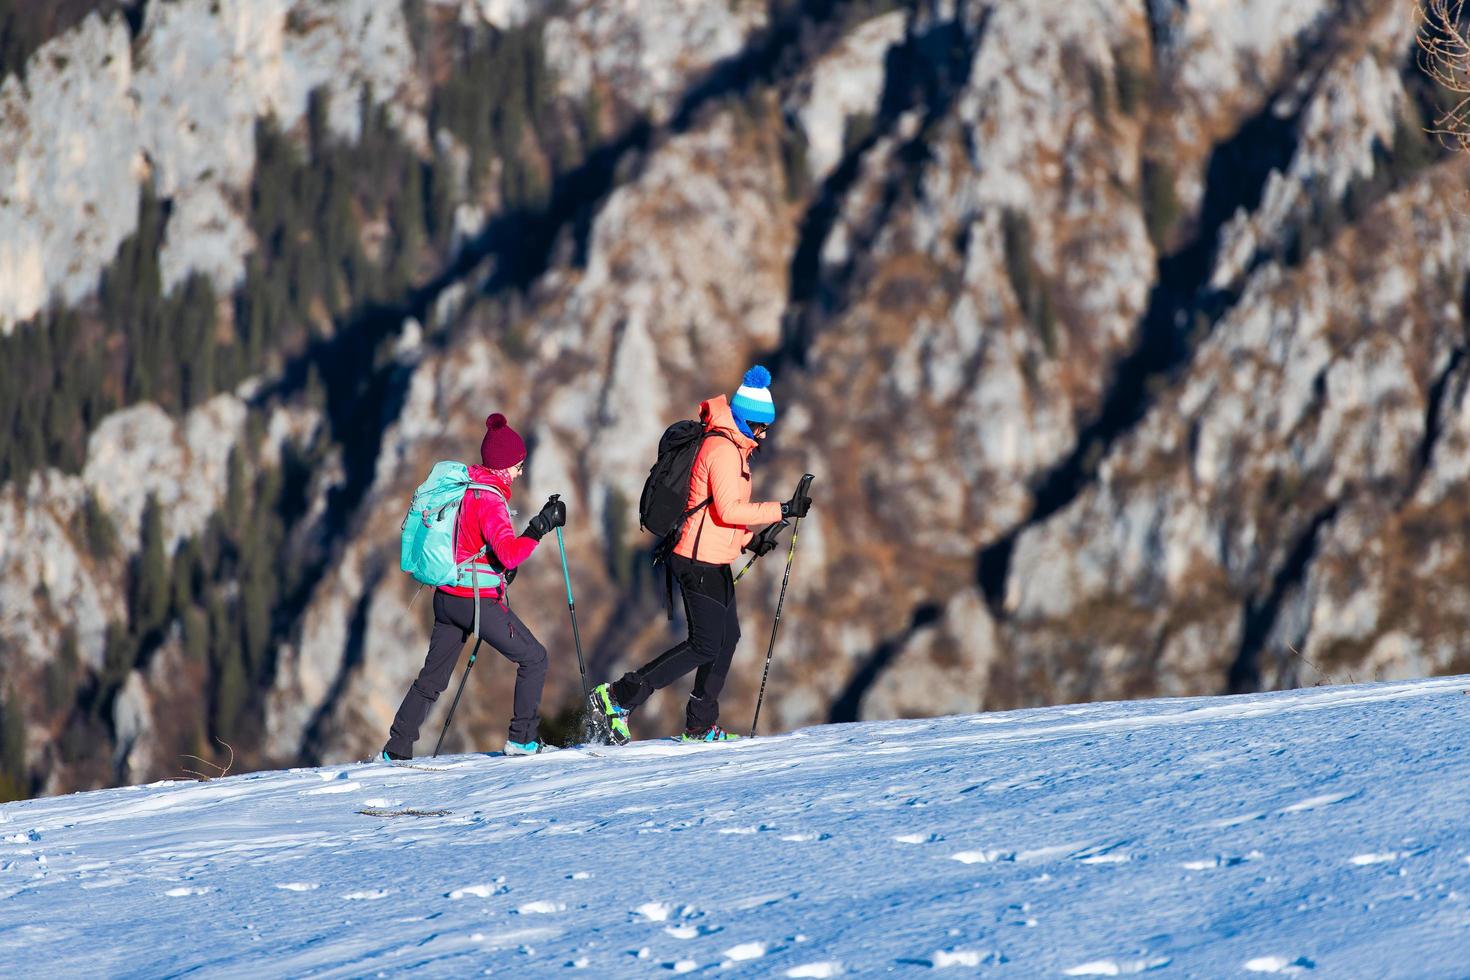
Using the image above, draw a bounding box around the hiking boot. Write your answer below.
[504,739,558,756]
[381,748,410,762]
[589,683,631,745]
[676,724,741,743]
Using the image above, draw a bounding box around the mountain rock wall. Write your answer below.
[1,0,1464,796]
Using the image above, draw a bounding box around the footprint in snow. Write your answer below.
[164,886,212,897]
[951,849,1015,864]
[635,901,675,922]
[342,889,390,900]
[516,900,565,914]
[896,949,1004,968]
[1348,852,1401,866]
[786,962,843,978]
[1072,842,1132,865]
[894,833,942,844]
[780,832,831,842]
[1244,955,1315,973]
[1181,851,1261,871]
[1210,812,1265,829]
[722,941,767,964]
[1063,957,1170,975]
[661,961,699,973]
[665,923,721,939]
[302,782,358,796]
[449,881,507,899]
[275,882,319,892]
[1279,792,1357,814]
[934,949,1006,968]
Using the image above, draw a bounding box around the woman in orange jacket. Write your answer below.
[591,367,813,742]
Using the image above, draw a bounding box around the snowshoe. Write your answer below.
[504,739,559,756]
[676,724,741,743]
[589,683,631,745]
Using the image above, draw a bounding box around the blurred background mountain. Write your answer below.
[1,0,1466,801]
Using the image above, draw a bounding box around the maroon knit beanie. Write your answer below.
[480,413,527,469]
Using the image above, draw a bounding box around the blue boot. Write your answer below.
[504,740,558,756]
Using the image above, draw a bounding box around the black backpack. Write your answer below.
[639,420,735,612]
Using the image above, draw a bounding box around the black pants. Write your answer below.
[386,590,548,756]
[612,554,740,732]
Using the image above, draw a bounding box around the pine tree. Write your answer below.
[240,556,274,681]
[171,538,199,618]
[213,641,247,743]
[224,447,246,539]
[208,595,246,742]
[133,494,170,636]
[82,491,117,559]
[182,607,209,662]
[102,621,133,691]
[45,628,79,713]
[0,689,25,803]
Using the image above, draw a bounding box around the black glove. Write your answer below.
[524,496,567,540]
[779,480,812,520]
[503,565,518,585]
[744,521,788,557]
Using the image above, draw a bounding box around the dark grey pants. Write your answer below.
[612,554,740,732]
[386,590,548,756]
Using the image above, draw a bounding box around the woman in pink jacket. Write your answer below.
[591,367,813,742]
[382,414,566,759]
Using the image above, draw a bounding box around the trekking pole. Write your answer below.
[750,474,813,737]
[552,496,591,701]
[433,637,483,757]
[733,554,759,584]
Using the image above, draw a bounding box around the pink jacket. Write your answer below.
[674,395,784,565]
[440,465,538,598]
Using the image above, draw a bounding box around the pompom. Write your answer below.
[486,412,507,431]
[742,365,772,389]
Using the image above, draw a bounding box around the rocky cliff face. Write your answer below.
[0,0,425,331]
[1,0,1464,798]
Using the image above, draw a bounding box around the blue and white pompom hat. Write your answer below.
[729,365,776,437]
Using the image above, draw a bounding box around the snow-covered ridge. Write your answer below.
[4,678,1466,974]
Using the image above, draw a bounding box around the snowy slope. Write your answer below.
[3,678,1470,976]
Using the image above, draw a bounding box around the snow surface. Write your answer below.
[4,677,1470,975]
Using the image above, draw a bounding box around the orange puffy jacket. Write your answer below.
[674,395,784,565]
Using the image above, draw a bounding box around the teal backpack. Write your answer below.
[400,461,506,635]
